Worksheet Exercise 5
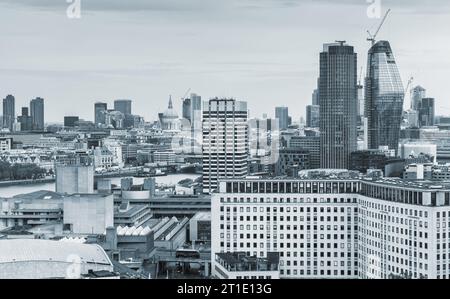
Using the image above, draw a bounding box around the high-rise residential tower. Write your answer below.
[319,42,358,169]
[202,98,248,193]
[30,97,44,131]
[2,95,15,131]
[94,102,108,126]
[365,40,404,154]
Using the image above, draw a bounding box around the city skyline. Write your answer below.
[1,1,450,123]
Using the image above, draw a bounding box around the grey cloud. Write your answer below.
[3,0,450,14]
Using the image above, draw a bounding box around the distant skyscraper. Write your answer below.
[357,84,364,118]
[202,98,248,193]
[2,95,15,131]
[18,107,32,131]
[411,86,426,111]
[275,107,289,131]
[94,102,108,126]
[114,99,132,115]
[319,42,358,169]
[419,98,435,127]
[365,40,404,154]
[182,93,202,154]
[30,97,44,131]
[312,89,319,106]
[306,105,320,128]
[64,116,80,127]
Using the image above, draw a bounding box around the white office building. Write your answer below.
[211,172,450,279]
[202,98,248,193]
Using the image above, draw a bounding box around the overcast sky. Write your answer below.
[1,0,450,123]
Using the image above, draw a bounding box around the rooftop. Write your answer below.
[0,239,112,265]
[216,252,279,272]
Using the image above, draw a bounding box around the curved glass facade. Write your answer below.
[365,40,404,153]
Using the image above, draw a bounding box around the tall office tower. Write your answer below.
[94,102,108,126]
[312,89,319,106]
[30,97,44,131]
[202,98,248,193]
[357,84,364,118]
[419,98,435,127]
[365,41,404,154]
[319,42,358,169]
[411,86,426,111]
[55,155,94,194]
[18,107,32,131]
[114,99,132,115]
[182,93,202,154]
[306,105,320,128]
[275,107,289,131]
[2,95,15,131]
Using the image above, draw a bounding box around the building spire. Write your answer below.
[168,95,173,109]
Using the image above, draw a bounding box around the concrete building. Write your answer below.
[275,148,310,176]
[212,173,450,279]
[114,203,152,228]
[289,136,320,169]
[63,193,114,235]
[214,252,280,279]
[0,191,63,230]
[0,239,114,279]
[0,137,12,151]
[403,163,434,180]
[189,212,211,244]
[148,194,211,218]
[109,226,155,260]
[152,216,189,250]
[55,155,94,194]
[202,98,248,193]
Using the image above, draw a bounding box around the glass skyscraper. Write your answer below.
[319,42,358,169]
[365,40,404,153]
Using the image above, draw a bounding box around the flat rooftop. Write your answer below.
[216,252,279,272]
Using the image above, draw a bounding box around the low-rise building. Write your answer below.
[214,252,280,279]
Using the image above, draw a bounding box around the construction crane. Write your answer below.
[367,9,391,46]
[181,88,191,100]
